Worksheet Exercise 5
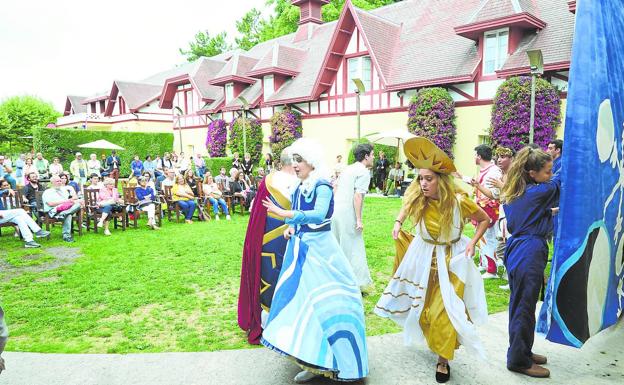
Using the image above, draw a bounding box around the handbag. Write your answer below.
[56,201,74,213]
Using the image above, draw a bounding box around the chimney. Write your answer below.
[292,0,329,42]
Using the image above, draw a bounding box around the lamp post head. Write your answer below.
[352,78,366,94]
[526,49,544,75]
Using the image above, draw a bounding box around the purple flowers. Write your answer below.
[229,117,263,163]
[269,110,303,158]
[407,87,457,158]
[490,76,561,151]
[206,119,227,157]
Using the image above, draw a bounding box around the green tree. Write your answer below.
[179,31,231,62]
[0,96,60,153]
[235,9,264,51]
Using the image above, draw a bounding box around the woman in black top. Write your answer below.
[241,153,253,175]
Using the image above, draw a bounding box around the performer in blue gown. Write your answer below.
[501,146,561,378]
[261,138,369,383]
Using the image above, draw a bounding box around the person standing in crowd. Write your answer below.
[260,138,369,383]
[106,150,121,186]
[385,161,405,196]
[70,152,88,188]
[42,175,81,243]
[87,174,104,190]
[99,154,109,176]
[49,157,64,176]
[178,152,190,175]
[547,139,563,174]
[143,155,156,178]
[34,153,49,180]
[96,177,124,236]
[333,154,345,181]
[472,144,502,278]
[1,182,50,248]
[21,158,37,187]
[238,147,297,345]
[232,152,241,170]
[263,153,273,173]
[172,175,197,224]
[501,147,559,378]
[135,176,160,230]
[375,137,489,384]
[374,150,389,193]
[194,153,206,178]
[15,154,25,183]
[130,155,143,178]
[0,305,7,375]
[241,153,253,176]
[86,153,101,177]
[0,156,16,189]
[215,167,231,193]
[332,143,375,292]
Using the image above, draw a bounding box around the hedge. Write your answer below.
[33,128,173,175]
[347,138,398,166]
[204,156,233,177]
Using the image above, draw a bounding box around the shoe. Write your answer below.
[34,230,50,238]
[435,362,450,383]
[63,236,75,243]
[293,370,318,383]
[509,363,550,378]
[185,220,193,224]
[104,229,111,236]
[499,284,510,290]
[226,215,231,220]
[215,214,220,221]
[532,353,547,365]
[96,220,104,228]
[151,224,160,230]
[24,241,41,248]
[482,272,498,279]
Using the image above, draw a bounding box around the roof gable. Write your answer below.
[209,54,259,86]
[104,81,162,116]
[247,44,307,77]
[64,95,87,115]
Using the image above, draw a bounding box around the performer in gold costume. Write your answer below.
[375,137,490,383]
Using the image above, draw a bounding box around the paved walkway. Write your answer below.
[2,312,623,385]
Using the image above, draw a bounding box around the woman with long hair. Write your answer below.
[375,137,490,383]
[501,146,560,378]
[261,138,369,383]
[172,174,196,224]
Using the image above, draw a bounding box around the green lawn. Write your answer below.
[0,197,511,353]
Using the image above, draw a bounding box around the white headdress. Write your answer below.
[289,138,331,195]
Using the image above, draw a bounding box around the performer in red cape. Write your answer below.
[238,149,297,344]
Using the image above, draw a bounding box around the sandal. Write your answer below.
[436,362,451,383]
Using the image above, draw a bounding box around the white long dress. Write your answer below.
[332,162,372,288]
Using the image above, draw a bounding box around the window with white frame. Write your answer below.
[263,75,274,100]
[483,28,509,75]
[225,83,234,103]
[347,56,372,92]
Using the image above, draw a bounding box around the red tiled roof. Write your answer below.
[248,44,307,77]
[65,95,87,115]
[222,81,263,111]
[209,54,259,86]
[113,81,162,111]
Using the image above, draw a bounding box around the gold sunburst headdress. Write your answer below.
[403,137,456,174]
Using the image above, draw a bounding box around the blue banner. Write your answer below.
[538,0,624,347]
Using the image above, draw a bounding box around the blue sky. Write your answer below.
[0,0,269,110]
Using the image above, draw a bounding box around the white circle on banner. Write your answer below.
[596,99,615,163]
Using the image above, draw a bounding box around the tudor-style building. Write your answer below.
[60,0,575,176]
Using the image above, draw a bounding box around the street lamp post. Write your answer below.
[526,49,544,144]
[238,96,249,155]
[352,78,366,141]
[173,106,184,153]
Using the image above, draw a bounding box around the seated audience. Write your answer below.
[0,191,50,247]
[184,169,198,195]
[41,175,81,243]
[172,175,196,224]
[160,169,176,190]
[215,167,230,193]
[49,157,64,176]
[87,174,104,190]
[21,172,42,218]
[22,157,37,186]
[230,170,255,210]
[135,176,160,230]
[202,175,230,220]
[60,172,80,198]
[143,155,156,178]
[141,171,156,190]
[0,155,16,189]
[96,177,124,236]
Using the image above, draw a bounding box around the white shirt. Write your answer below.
[334,162,370,210]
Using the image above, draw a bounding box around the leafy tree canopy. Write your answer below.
[179,31,231,62]
[180,0,401,61]
[0,96,60,153]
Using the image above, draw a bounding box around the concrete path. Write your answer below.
[2,312,623,385]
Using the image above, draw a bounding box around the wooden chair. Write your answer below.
[195,182,212,220]
[35,191,83,238]
[83,188,126,233]
[122,186,162,228]
[217,180,233,214]
[0,191,23,237]
[162,185,182,222]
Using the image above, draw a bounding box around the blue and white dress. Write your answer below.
[261,179,369,381]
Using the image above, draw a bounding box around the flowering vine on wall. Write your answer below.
[269,109,303,158]
[229,116,263,164]
[490,76,561,151]
[407,87,457,158]
[205,119,227,157]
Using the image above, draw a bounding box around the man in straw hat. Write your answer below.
[375,137,490,383]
